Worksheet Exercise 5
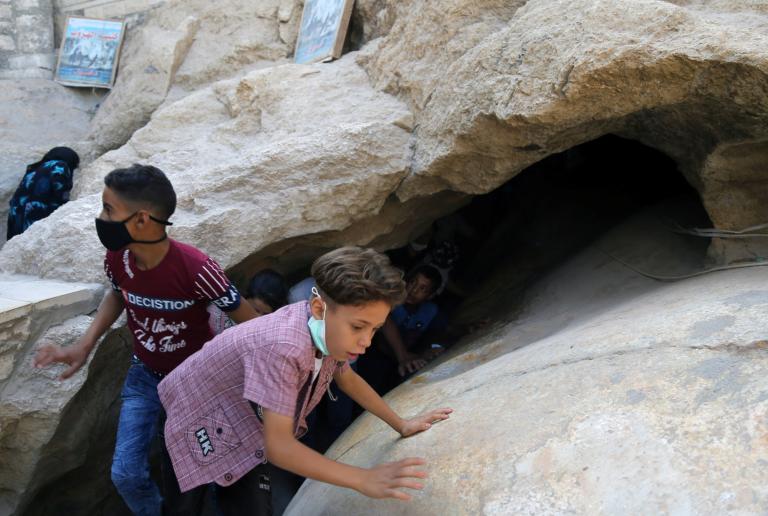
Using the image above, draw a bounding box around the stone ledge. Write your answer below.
[0,273,103,325]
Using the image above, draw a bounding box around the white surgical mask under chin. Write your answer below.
[307,287,330,356]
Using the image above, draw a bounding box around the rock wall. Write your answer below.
[4,0,768,276]
[85,0,306,157]
[0,79,102,246]
[0,275,104,516]
[286,204,768,515]
[0,0,56,79]
[2,53,416,285]
[356,0,768,261]
[1,0,768,514]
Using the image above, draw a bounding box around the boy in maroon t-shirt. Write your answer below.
[34,164,257,516]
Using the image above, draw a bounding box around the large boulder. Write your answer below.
[357,0,768,262]
[0,275,105,516]
[286,205,768,515]
[0,53,416,285]
[85,0,305,157]
[3,0,768,513]
[6,0,768,277]
[0,80,102,245]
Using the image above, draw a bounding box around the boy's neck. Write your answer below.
[130,238,171,271]
[404,302,421,313]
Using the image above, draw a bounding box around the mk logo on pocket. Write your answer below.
[195,428,214,456]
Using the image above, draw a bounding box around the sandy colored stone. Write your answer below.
[286,207,768,515]
[85,15,200,157]
[0,274,103,516]
[0,80,102,246]
[85,0,306,156]
[355,0,768,262]
[0,53,414,284]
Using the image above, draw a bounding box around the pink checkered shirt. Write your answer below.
[158,301,349,492]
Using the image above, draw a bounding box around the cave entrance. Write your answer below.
[391,134,713,333]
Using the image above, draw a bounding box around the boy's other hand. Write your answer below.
[358,457,428,501]
[33,341,89,380]
[399,408,453,438]
[398,353,427,376]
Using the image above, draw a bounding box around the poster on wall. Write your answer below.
[294,0,354,64]
[55,16,125,88]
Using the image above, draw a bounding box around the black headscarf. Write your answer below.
[27,146,80,173]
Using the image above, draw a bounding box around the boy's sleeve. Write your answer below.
[103,253,120,292]
[243,343,302,418]
[335,360,350,376]
[193,258,242,312]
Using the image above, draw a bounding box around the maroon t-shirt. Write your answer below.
[104,239,242,374]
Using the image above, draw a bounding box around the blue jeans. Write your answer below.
[111,357,164,516]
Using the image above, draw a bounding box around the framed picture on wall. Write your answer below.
[55,16,125,88]
[294,0,354,64]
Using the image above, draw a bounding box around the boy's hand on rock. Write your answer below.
[33,341,89,380]
[398,355,427,376]
[399,408,453,438]
[358,458,428,500]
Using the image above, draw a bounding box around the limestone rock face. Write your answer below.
[0,54,414,284]
[286,208,768,515]
[0,275,105,516]
[6,0,768,276]
[0,80,102,245]
[357,0,768,262]
[85,15,200,157]
[3,0,768,513]
[85,0,305,157]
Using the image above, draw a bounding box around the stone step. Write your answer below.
[0,273,102,324]
[0,273,103,384]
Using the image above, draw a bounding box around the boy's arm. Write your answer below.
[34,289,125,379]
[381,317,427,376]
[227,300,258,324]
[333,367,452,437]
[263,408,426,500]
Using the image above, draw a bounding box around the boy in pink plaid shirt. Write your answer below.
[158,247,452,514]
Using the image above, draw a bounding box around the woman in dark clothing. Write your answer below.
[6,147,80,240]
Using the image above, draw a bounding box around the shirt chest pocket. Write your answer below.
[186,405,242,465]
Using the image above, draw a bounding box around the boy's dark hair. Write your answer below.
[311,247,406,307]
[104,164,176,220]
[405,264,443,294]
[246,269,289,311]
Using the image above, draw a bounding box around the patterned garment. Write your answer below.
[158,301,349,492]
[6,159,74,240]
[105,239,243,374]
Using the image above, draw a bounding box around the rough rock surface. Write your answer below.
[0,80,102,245]
[5,0,768,276]
[2,0,768,514]
[85,15,200,157]
[86,0,305,157]
[0,276,105,516]
[0,53,415,284]
[286,206,768,515]
[357,0,768,262]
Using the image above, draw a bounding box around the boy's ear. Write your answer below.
[309,295,325,320]
[133,210,149,227]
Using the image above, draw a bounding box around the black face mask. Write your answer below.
[95,212,173,251]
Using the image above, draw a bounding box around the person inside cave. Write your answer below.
[357,263,448,395]
[209,268,290,334]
